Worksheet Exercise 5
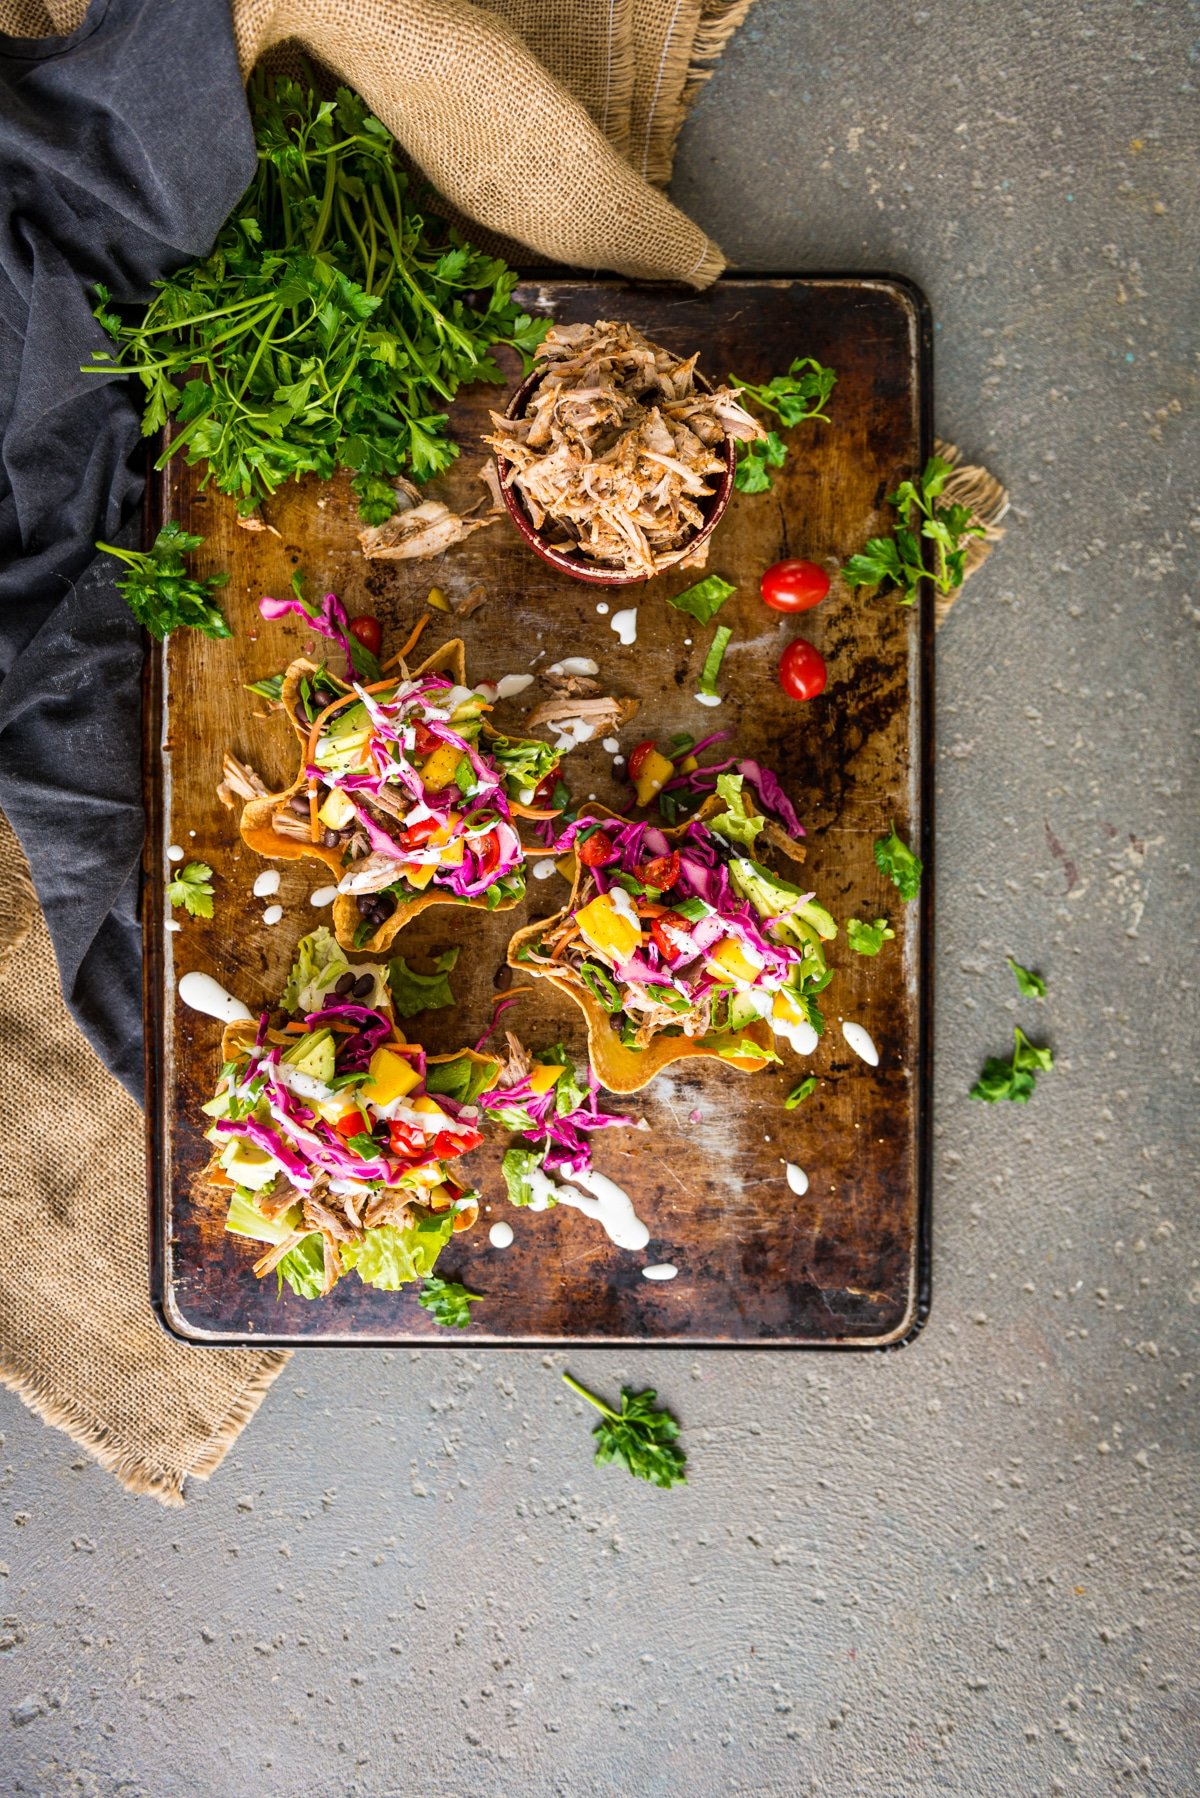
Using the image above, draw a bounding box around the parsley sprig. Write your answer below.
[843,455,985,604]
[1007,957,1047,999]
[84,76,548,522]
[969,1026,1054,1104]
[167,862,214,919]
[419,1276,483,1329]
[729,357,837,493]
[847,917,895,956]
[96,523,230,642]
[562,1374,687,1489]
[874,824,922,901]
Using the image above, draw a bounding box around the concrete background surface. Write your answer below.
[2,2,1197,1793]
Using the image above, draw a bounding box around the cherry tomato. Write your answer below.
[779,637,827,701]
[627,739,658,780]
[412,720,440,757]
[333,1108,370,1140]
[402,814,440,847]
[650,910,693,962]
[760,560,830,614]
[636,851,681,891]
[577,829,614,867]
[530,770,560,809]
[431,1126,483,1161]
[476,829,502,878]
[348,614,383,656]
[388,1119,428,1158]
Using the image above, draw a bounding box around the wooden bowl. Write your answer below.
[493,367,736,587]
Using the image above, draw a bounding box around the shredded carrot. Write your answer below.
[283,1021,309,1034]
[382,612,430,671]
[509,801,563,821]
[549,927,581,962]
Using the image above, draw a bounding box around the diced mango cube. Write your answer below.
[317,786,356,830]
[576,892,642,962]
[420,743,465,792]
[706,936,764,985]
[361,1047,421,1108]
[634,747,675,808]
[529,1062,566,1096]
[410,1095,448,1124]
[403,860,437,890]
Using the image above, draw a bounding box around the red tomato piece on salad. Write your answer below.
[577,829,614,867]
[402,815,440,847]
[476,829,502,877]
[637,851,681,891]
[627,739,658,780]
[388,1119,427,1158]
[530,770,560,808]
[779,638,827,701]
[348,614,383,655]
[431,1126,483,1161]
[412,720,440,757]
[650,911,693,961]
[333,1109,370,1140]
[760,559,830,614]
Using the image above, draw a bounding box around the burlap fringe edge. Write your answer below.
[0,843,37,971]
[0,1349,291,1507]
[641,0,760,187]
[931,436,1009,630]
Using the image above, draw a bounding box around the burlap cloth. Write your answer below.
[0,0,1008,1504]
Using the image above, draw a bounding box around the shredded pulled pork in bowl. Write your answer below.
[487,320,764,583]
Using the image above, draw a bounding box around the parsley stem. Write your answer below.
[562,1372,618,1421]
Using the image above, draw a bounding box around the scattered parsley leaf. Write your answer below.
[874,823,922,901]
[1007,957,1047,999]
[784,1076,818,1108]
[167,861,214,919]
[847,916,896,956]
[733,431,788,492]
[730,357,836,428]
[843,455,985,605]
[667,574,736,624]
[698,624,733,698]
[969,1026,1054,1104]
[562,1374,687,1490]
[97,523,230,642]
[419,1275,483,1329]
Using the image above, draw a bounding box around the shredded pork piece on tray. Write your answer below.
[524,695,639,739]
[497,1029,533,1090]
[358,495,495,561]
[487,320,764,577]
[216,751,270,810]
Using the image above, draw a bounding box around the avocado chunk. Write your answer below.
[280,1026,336,1085]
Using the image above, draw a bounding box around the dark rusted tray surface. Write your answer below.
[146,276,932,1347]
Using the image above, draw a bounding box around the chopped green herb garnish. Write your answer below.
[1007,957,1047,999]
[784,1076,818,1108]
[419,1276,483,1329]
[167,861,214,919]
[562,1374,687,1489]
[874,823,922,901]
[969,1026,1054,1104]
[847,917,895,956]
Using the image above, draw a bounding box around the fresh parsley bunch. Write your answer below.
[84,75,549,523]
[563,1374,687,1489]
[96,522,230,641]
[843,455,985,604]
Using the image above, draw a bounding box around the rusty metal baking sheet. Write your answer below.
[146,276,932,1347]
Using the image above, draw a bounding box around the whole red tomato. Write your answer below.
[779,638,827,701]
[760,560,830,614]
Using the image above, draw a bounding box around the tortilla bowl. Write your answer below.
[504,795,803,1095]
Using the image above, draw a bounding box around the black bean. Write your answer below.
[352,973,374,999]
[375,894,397,920]
[334,972,356,996]
[289,795,310,816]
[322,828,339,848]
[492,965,513,991]
[356,895,374,917]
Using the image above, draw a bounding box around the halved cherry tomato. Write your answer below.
[760,559,830,614]
[636,850,681,891]
[650,910,693,961]
[431,1126,483,1161]
[333,1108,370,1140]
[476,829,503,878]
[349,615,383,656]
[412,720,440,757]
[388,1119,428,1158]
[577,829,614,867]
[530,770,560,808]
[779,638,827,702]
[627,739,657,780]
[402,814,440,847]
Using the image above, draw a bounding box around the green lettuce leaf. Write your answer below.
[708,772,764,849]
[225,1189,300,1244]
[424,1052,501,1105]
[276,1232,326,1299]
[341,1212,455,1289]
[666,574,735,624]
[502,1146,548,1208]
[698,625,733,698]
[489,735,560,796]
[387,947,458,1018]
